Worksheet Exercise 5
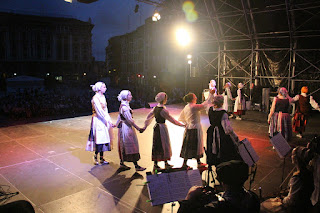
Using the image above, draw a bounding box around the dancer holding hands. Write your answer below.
[86,82,114,165]
[179,90,213,169]
[116,90,146,171]
[142,92,185,170]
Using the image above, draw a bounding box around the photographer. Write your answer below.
[178,160,260,213]
[261,146,314,213]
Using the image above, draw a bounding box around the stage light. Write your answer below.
[64,0,72,3]
[153,75,157,78]
[46,73,50,76]
[187,54,192,59]
[14,73,17,76]
[188,60,192,64]
[137,74,141,78]
[152,10,161,21]
[175,28,191,47]
[83,73,87,76]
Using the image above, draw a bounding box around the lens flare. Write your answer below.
[182,1,198,22]
[182,1,195,12]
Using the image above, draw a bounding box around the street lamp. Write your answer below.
[188,59,192,77]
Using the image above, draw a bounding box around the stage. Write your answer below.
[0,104,319,212]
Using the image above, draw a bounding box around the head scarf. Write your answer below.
[238,83,244,89]
[155,92,167,103]
[209,80,216,90]
[224,82,231,89]
[278,87,288,96]
[117,90,130,101]
[301,86,308,94]
[90,82,105,92]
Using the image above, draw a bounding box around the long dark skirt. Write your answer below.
[206,126,241,166]
[152,124,168,161]
[118,142,140,162]
[180,129,202,159]
[269,112,292,141]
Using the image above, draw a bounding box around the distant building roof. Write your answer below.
[6,76,44,82]
[0,11,93,27]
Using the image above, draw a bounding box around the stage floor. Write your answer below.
[0,104,319,212]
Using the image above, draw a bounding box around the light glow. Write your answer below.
[188,60,192,64]
[175,28,191,47]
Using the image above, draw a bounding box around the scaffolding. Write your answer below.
[138,0,320,97]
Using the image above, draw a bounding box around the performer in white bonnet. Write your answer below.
[222,82,235,118]
[86,82,115,165]
[116,90,146,171]
[234,83,246,120]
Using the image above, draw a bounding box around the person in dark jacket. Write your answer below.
[178,160,260,213]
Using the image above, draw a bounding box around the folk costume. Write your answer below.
[292,86,320,138]
[268,88,292,141]
[86,82,114,165]
[222,82,234,114]
[207,107,241,166]
[179,93,212,167]
[116,90,145,171]
[234,83,246,119]
[144,92,185,169]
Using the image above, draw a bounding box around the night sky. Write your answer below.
[0,0,155,61]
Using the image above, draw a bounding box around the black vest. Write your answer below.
[154,106,166,123]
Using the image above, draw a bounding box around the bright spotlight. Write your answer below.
[64,0,72,3]
[187,54,192,59]
[175,28,191,47]
[152,11,161,21]
[188,60,192,64]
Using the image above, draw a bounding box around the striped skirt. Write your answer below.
[269,112,292,141]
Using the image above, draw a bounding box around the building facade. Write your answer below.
[0,12,94,83]
[105,10,189,96]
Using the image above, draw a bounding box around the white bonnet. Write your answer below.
[238,83,244,89]
[209,79,216,87]
[117,90,130,101]
[90,82,105,92]
[155,92,167,103]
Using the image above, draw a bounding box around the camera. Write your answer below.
[197,186,219,206]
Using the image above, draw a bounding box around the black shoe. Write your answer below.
[100,158,109,164]
[181,164,191,170]
[135,165,146,171]
[120,164,131,170]
[165,163,173,169]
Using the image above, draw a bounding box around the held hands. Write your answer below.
[209,88,216,95]
[139,126,146,133]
